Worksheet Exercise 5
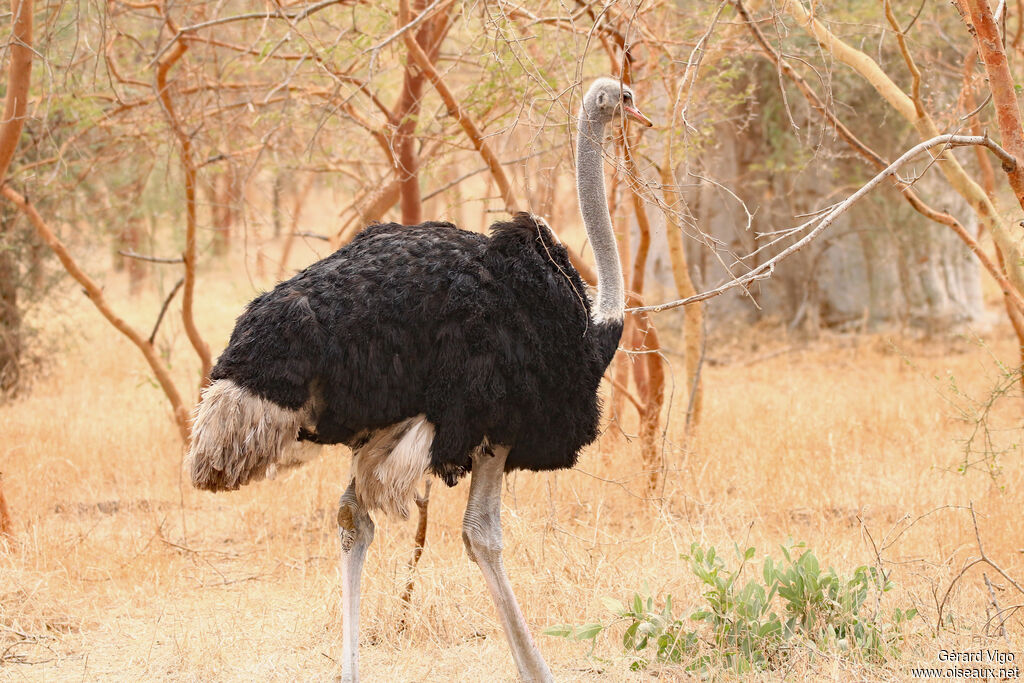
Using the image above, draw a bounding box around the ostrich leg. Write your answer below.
[337,479,374,683]
[462,447,554,682]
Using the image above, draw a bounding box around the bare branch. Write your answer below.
[631,135,1018,313]
[117,250,184,264]
[149,278,184,345]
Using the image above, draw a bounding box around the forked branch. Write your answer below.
[3,187,191,440]
[936,502,1024,632]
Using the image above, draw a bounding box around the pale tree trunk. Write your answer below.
[661,164,704,429]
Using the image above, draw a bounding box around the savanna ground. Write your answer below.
[1,233,1022,681]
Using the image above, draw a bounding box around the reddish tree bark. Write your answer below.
[154,29,212,391]
[394,0,451,224]
[964,0,1024,208]
[0,0,31,184]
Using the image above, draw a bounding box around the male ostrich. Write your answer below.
[188,78,652,682]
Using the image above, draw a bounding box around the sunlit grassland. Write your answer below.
[1,233,1021,681]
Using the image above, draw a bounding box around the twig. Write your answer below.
[364,0,450,56]
[983,572,1013,647]
[936,502,1024,632]
[150,0,349,65]
[149,278,184,345]
[117,249,184,264]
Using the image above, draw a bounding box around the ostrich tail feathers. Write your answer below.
[187,379,320,492]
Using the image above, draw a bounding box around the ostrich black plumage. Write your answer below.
[188,78,652,682]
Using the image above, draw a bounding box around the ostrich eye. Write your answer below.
[624,92,633,102]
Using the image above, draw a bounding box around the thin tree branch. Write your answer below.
[884,0,925,117]
[151,0,352,65]
[149,278,184,345]
[937,502,1024,632]
[117,249,184,264]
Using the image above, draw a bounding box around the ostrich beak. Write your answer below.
[623,104,653,127]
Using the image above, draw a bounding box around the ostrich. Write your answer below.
[188,78,652,682]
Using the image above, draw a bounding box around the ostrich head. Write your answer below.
[581,77,653,127]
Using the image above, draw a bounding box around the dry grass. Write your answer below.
[1,246,1022,681]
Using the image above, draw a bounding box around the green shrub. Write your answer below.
[545,541,917,673]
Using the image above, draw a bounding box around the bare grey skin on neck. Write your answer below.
[576,81,626,324]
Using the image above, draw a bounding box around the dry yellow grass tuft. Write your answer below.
[1,256,1022,681]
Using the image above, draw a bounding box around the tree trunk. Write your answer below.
[0,472,11,538]
[0,211,20,395]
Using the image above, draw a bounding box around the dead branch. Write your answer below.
[117,250,184,264]
[937,502,1024,632]
[983,573,1013,647]
[294,231,330,241]
[149,278,184,345]
[633,134,1021,313]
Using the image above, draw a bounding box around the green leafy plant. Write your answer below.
[544,542,917,673]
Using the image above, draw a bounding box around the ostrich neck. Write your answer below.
[577,110,624,324]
